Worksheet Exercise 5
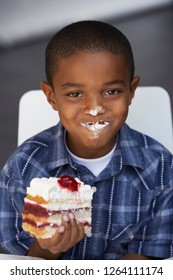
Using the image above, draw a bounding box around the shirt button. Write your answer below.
[129,234,134,240]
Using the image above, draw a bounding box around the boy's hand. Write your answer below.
[37,212,84,255]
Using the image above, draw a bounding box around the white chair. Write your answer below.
[126,86,173,153]
[18,90,59,146]
[18,87,173,153]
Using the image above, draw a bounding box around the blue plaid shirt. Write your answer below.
[1,123,173,259]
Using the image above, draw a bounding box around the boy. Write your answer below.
[0,20,173,260]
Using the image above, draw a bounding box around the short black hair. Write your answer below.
[45,20,135,87]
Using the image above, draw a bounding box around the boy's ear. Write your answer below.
[129,75,141,104]
[40,81,58,111]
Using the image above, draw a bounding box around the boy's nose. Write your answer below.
[84,106,104,116]
[84,97,105,116]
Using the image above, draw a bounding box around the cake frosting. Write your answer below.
[22,176,96,239]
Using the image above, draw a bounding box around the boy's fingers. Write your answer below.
[69,215,84,243]
[61,219,85,252]
[37,229,64,249]
[38,213,85,254]
[77,222,85,242]
[51,219,84,253]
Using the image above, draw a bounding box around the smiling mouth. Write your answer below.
[80,120,109,131]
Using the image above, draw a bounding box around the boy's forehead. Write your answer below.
[54,51,128,73]
[52,51,131,86]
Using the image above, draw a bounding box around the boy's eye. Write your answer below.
[68,92,82,98]
[104,89,119,96]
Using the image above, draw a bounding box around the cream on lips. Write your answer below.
[80,120,109,131]
[81,120,109,140]
[80,120,109,139]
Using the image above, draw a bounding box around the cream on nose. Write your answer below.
[86,106,103,116]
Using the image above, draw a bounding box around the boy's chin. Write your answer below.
[84,135,112,150]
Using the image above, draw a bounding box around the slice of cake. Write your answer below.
[22,175,96,239]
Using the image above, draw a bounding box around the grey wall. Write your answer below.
[0,0,172,46]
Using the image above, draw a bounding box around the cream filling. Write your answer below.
[47,209,91,225]
[24,197,92,211]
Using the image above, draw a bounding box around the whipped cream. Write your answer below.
[27,177,96,204]
[87,106,103,116]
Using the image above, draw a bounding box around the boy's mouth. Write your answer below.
[80,120,109,131]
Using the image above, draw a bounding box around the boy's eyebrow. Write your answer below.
[61,82,83,88]
[103,79,126,86]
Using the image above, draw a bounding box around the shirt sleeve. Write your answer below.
[0,159,34,255]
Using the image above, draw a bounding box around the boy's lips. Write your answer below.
[80,120,109,131]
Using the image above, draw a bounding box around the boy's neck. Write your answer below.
[66,133,118,159]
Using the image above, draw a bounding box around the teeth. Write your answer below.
[81,121,109,131]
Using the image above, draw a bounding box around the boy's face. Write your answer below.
[42,51,140,158]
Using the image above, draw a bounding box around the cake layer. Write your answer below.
[23,200,91,216]
[23,215,91,238]
[23,208,92,226]
[23,203,92,237]
[24,197,92,211]
[23,221,91,239]
[22,222,58,239]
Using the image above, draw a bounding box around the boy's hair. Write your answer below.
[45,20,135,87]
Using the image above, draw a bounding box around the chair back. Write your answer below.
[18,90,59,145]
[126,86,173,152]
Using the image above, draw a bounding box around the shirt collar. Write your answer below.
[47,123,70,171]
[47,122,144,172]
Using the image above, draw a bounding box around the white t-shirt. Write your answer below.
[66,144,117,177]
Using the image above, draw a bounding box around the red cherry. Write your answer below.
[58,175,78,192]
